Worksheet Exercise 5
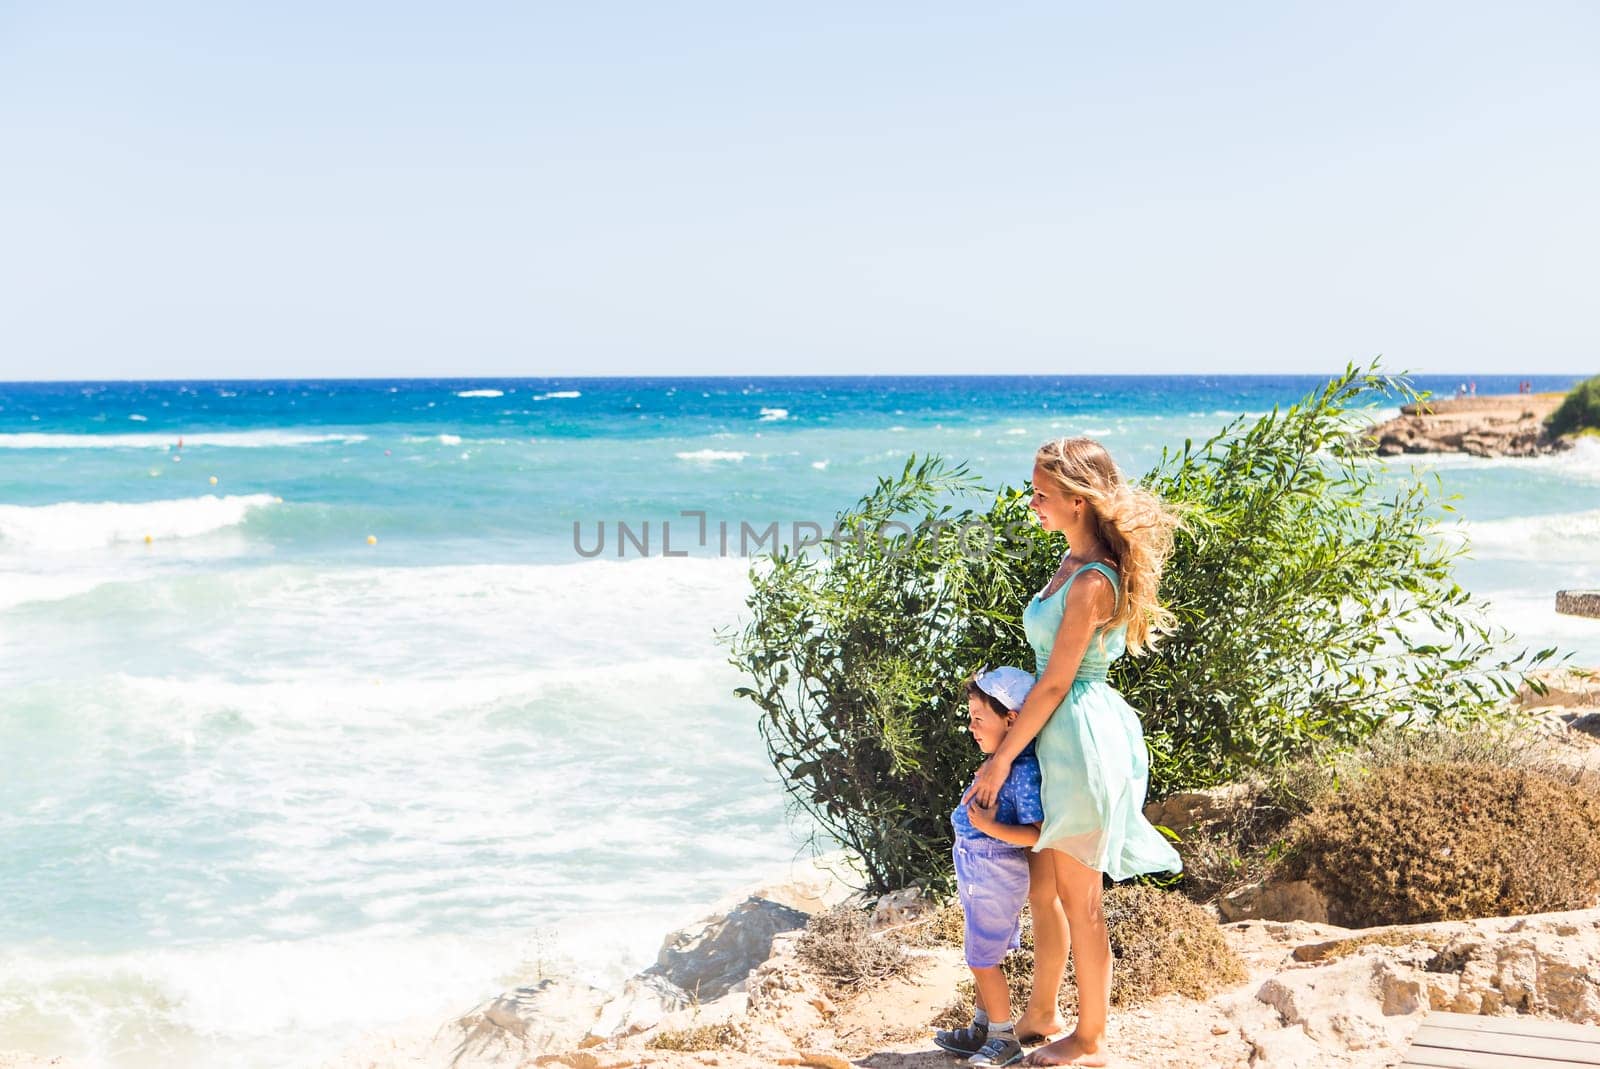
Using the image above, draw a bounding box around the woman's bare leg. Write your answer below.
[1022,850,1109,1067]
[1017,849,1068,1041]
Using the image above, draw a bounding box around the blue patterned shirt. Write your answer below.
[951,743,1044,844]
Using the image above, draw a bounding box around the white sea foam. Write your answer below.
[533,390,582,400]
[111,656,731,733]
[5,557,757,681]
[437,433,463,445]
[128,414,148,422]
[0,551,806,1066]
[455,389,504,398]
[0,925,634,1069]
[0,572,114,611]
[811,460,829,470]
[0,847,835,1069]
[1451,509,1600,563]
[758,407,789,422]
[676,449,748,462]
[0,431,366,450]
[0,494,278,551]
[1475,586,1600,657]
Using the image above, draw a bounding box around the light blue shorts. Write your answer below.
[953,836,1031,968]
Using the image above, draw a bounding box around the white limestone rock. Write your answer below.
[1218,879,1331,925]
[644,894,811,1001]
[585,974,691,1044]
[870,887,934,929]
[443,978,609,1067]
[1143,784,1255,840]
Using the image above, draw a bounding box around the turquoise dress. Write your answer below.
[1021,561,1181,880]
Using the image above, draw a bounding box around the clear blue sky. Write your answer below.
[2,2,1596,379]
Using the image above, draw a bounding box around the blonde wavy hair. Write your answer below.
[1034,437,1182,655]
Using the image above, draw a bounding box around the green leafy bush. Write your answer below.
[1547,374,1600,437]
[1127,371,1556,785]
[726,459,1054,894]
[726,364,1554,895]
[1288,760,1600,926]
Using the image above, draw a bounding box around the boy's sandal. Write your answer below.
[934,1023,989,1056]
[968,1034,1025,1066]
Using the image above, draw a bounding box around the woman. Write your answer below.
[968,437,1183,1066]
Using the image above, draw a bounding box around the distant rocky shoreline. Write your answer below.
[1368,393,1572,458]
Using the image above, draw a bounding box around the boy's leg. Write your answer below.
[969,965,1023,1066]
[971,965,1011,1025]
[935,842,992,1057]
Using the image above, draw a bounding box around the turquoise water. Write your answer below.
[0,374,1594,1067]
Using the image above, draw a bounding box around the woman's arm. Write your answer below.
[967,805,1042,848]
[966,571,1115,808]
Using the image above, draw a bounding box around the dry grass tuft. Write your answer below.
[645,1020,746,1051]
[934,885,1245,1024]
[796,904,915,993]
[892,898,966,949]
[1291,928,1443,963]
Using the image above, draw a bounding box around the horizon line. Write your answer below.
[0,369,1588,387]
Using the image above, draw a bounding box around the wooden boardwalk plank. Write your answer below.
[1405,1051,1600,1069]
[1404,1055,1600,1069]
[1410,1024,1600,1065]
[1425,1012,1600,1045]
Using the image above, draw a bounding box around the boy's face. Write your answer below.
[966,694,1014,755]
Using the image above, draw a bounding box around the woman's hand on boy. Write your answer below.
[967,797,998,831]
[964,757,1012,810]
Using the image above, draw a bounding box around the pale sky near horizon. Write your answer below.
[2,2,1597,381]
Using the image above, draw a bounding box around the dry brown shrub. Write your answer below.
[1172,723,1578,906]
[796,904,913,993]
[1100,884,1247,1003]
[935,885,1245,1023]
[1290,760,1600,927]
[645,1021,746,1051]
[892,899,966,948]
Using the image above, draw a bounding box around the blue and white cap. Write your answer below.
[974,666,1035,712]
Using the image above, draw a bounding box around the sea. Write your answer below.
[1,374,1595,1068]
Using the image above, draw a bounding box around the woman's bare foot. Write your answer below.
[1014,1012,1069,1044]
[1020,1031,1109,1066]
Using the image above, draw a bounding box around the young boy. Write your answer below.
[933,666,1044,1067]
